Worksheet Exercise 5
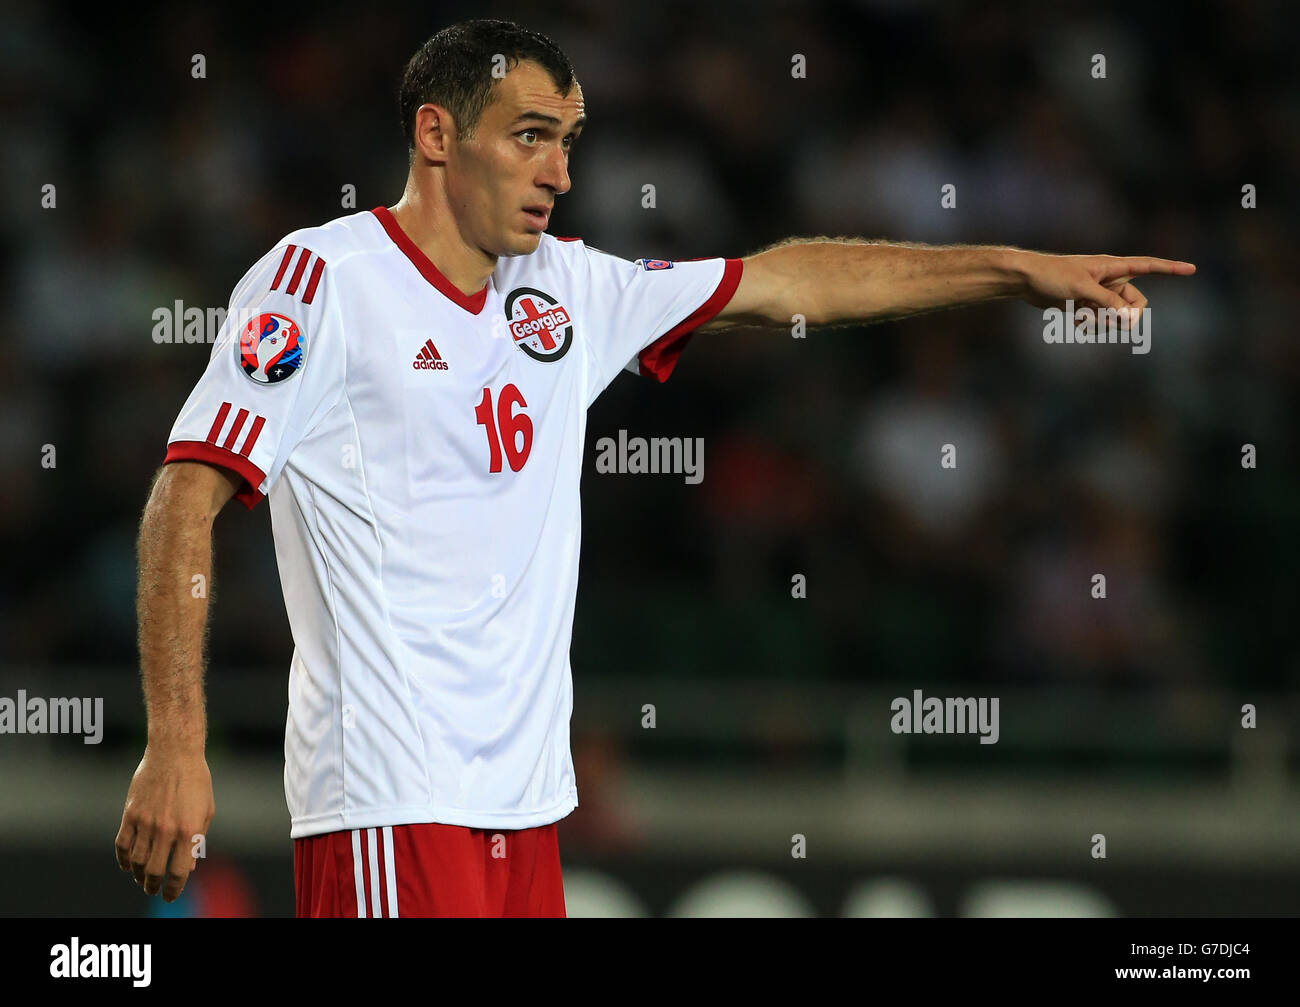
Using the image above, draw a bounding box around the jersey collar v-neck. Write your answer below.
[370,205,490,315]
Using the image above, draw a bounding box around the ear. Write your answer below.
[412,103,455,163]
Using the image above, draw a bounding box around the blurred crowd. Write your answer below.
[3,0,1297,706]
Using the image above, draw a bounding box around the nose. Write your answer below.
[539,143,571,196]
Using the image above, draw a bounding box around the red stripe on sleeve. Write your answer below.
[271,245,296,290]
[222,407,249,450]
[301,257,326,304]
[206,401,232,444]
[285,248,313,295]
[239,415,266,457]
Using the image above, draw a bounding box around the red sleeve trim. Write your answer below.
[163,441,267,510]
[636,258,744,383]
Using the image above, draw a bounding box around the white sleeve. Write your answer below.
[574,242,742,405]
[161,240,346,509]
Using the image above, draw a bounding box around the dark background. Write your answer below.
[1,0,1296,916]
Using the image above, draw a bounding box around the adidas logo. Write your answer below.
[412,338,449,371]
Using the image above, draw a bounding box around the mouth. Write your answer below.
[522,205,551,230]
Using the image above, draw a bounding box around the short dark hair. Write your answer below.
[399,19,577,154]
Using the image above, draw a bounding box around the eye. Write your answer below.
[518,129,538,145]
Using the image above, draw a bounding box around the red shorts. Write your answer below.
[293,822,566,918]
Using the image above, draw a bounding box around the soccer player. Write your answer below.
[115,18,1195,917]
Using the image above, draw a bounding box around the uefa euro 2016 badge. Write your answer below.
[239,312,305,383]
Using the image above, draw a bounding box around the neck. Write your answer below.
[389,179,496,297]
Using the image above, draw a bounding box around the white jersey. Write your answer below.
[164,207,742,837]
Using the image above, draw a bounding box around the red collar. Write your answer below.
[370,206,489,315]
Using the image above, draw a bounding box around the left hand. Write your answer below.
[1017,253,1196,324]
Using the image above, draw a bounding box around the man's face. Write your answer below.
[444,60,585,257]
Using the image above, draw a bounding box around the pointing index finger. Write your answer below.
[1123,256,1197,276]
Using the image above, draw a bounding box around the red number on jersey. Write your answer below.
[474,383,533,473]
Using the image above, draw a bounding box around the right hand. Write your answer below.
[115,744,215,903]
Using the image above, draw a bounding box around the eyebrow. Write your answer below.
[511,111,586,132]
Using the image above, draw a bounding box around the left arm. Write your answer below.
[698,237,1196,331]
